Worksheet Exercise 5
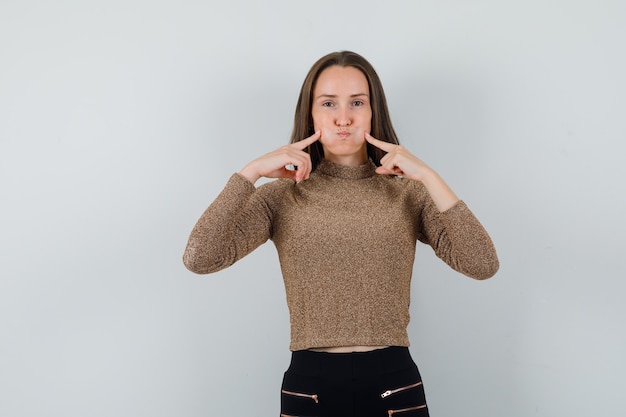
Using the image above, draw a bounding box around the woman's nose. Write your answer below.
[335,109,352,126]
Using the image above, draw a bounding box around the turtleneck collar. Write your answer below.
[315,158,377,180]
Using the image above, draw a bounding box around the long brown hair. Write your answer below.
[290,51,400,170]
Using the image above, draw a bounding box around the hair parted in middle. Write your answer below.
[290,50,400,170]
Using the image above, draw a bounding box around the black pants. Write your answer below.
[280,346,429,417]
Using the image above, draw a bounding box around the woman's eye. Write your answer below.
[322,102,334,107]
[353,100,364,106]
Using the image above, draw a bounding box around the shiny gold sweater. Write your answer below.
[183,159,499,351]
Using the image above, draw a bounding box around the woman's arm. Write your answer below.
[418,197,499,280]
[365,133,499,279]
[183,132,320,274]
[366,133,459,211]
[183,174,271,274]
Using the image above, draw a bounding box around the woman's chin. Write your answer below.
[321,144,368,164]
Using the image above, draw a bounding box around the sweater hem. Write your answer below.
[289,338,411,352]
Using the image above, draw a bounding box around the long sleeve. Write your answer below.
[417,196,499,280]
[183,173,274,274]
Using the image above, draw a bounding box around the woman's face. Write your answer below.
[311,65,372,166]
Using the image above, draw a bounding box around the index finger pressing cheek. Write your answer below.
[365,132,395,152]
[294,130,321,150]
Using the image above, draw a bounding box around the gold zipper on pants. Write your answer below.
[281,389,319,404]
[387,404,427,415]
[380,381,423,398]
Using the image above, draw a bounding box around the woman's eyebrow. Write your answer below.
[315,93,369,100]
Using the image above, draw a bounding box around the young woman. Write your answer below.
[183,51,499,417]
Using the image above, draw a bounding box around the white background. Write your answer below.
[1,1,625,416]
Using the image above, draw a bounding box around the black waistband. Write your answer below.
[287,346,415,379]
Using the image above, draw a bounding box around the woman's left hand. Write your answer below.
[365,132,460,212]
[365,133,431,181]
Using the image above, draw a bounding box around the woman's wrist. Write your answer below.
[419,169,459,212]
[239,163,260,185]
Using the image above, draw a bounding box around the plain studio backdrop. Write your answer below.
[1,1,624,416]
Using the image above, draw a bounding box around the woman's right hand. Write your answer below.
[239,131,321,184]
